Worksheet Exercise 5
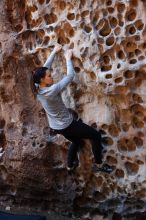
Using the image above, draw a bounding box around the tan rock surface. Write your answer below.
[0,0,146,219]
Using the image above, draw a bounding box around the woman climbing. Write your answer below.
[30,44,113,173]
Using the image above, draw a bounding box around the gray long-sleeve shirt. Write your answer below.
[36,51,74,130]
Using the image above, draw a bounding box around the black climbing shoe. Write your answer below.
[93,163,113,173]
[67,160,79,173]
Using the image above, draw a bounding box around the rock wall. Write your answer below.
[0,0,146,219]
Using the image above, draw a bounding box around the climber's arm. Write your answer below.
[43,44,62,68]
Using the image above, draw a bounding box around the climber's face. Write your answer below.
[41,69,53,86]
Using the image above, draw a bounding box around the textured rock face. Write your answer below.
[0,0,146,219]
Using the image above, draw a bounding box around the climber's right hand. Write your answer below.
[64,49,73,60]
[53,44,62,53]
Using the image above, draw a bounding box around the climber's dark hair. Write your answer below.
[30,67,48,98]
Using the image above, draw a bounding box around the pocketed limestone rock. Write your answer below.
[0,0,146,219]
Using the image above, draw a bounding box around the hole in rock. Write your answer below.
[15,24,23,32]
[143,42,146,49]
[99,82,108,89]
[130,103,144,113]
[114,27,121,35]
[106,156,117,165]
[67,13,75,20]
[81,10,89,17]
[126,9,137,21]
[74,90,84,100]
[80,22,84,29]
[0,118,5,129]
[92,39,96,46]
[102,137,113,146]
[117,63,121,69]
[135,70,145,79]
[106,0,112,6]
[22,127,27,136]
[94,176,104,187]
[59,1,66,10]
[114,86,128,94]
[87,71,96,80]
[80,0,86,7]
[21,30,33,40]
[108,124,119,137]
[109,17,117,28]
[58,36,70,44]
[32,141,36,147]
[138,55,145,61]
[101,124,108,130]
[135,49,141,56]
[99,20,111,36]
[81,47,89,59]
[124,70,135,79]
[117,50,125,59]
[34,18,43,28]
[118,138,136,152]
[98,37,104,44]
[74,66,80,73]
[126,42,137,51]
[92,13,99,24]
[101,65,112,71]
[36,30,45,43]
[135,19,144,30]
[84,25,92,33]
[136,160,144,165]
[106,36,114,46]
[105,74,112,79]
[38,0,45,4]
[91,123,97,129]
[115,169,124,178]
[128,52,135,58]
[135,111,144,118]
[43,36,50,45]
[133,137,143,147]
[46,0,50,3]
[30,4,38,12]
[69,42,74,49]
[133,93,143,103]
[96,18,105,30]
[102,9,108,17]
[125,162,139,175]
[129,59,137,64]
[137,131,144,137]
[142,27,146,37]
[100,55,110,64]
[119,21,124,27]
[39,144,44,148]
[132,116,144,128]
[99,129,107,135]
[44,13,57,25]
[117,3,125,13]
[117,138,127,151]
[121,123,130,132]
[129,26,136,35]
[0,130,6,147]
[135,35,140,41]
[69,29,75,37]
[115,77,123,83]
[107,7,114,13]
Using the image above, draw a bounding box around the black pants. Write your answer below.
[54,120,103,167]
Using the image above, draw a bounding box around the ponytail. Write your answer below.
[30,70,38,99]
[30,67,48,99]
